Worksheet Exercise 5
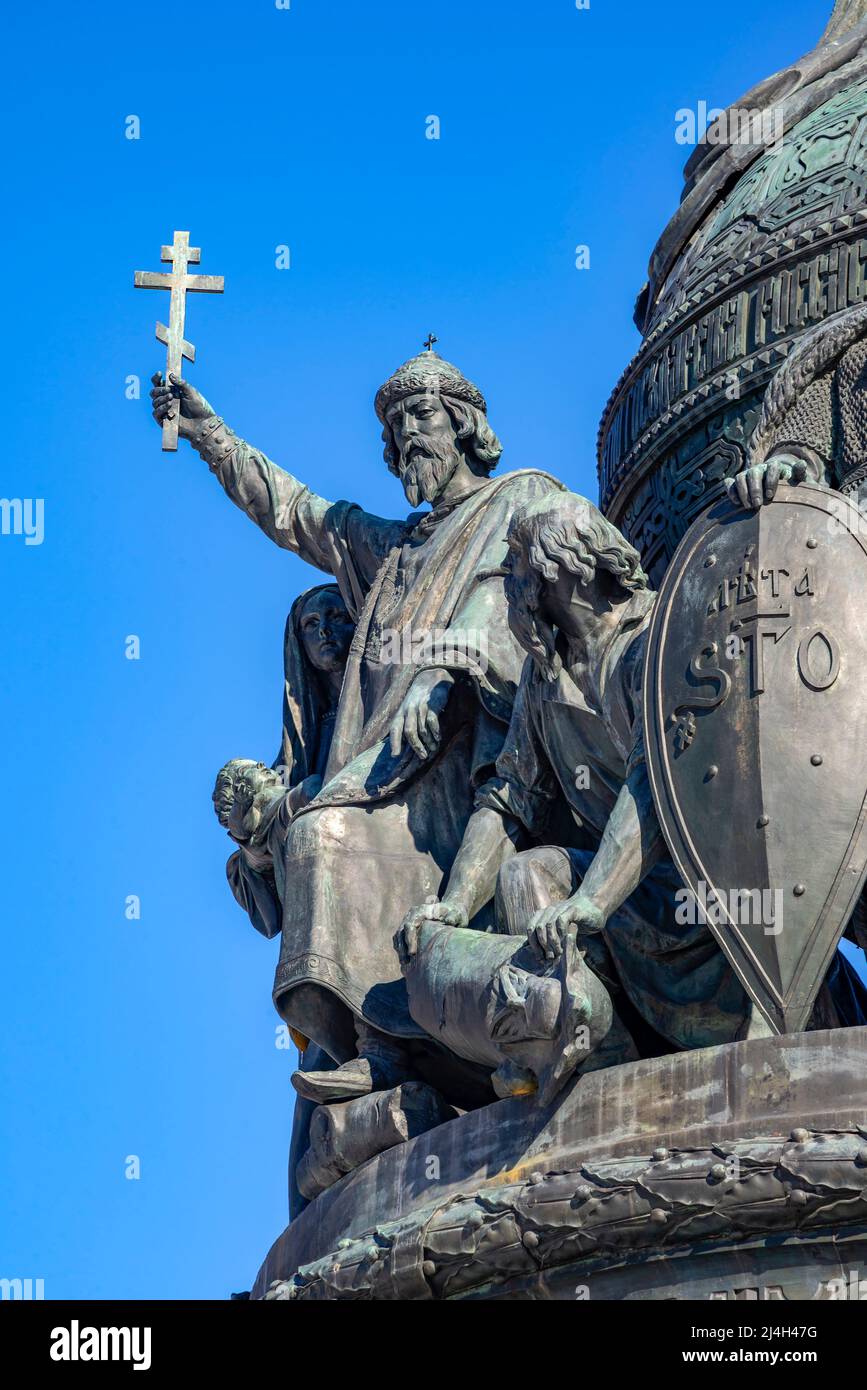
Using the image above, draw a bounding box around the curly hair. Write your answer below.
[506,493,649,680]
[381,396,503,477]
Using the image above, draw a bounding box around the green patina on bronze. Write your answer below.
[599,8,867,583]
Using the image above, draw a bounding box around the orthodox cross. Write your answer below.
[134,231,224,450]
[423,333,438,352]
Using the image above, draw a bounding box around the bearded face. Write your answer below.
[387,393,464,507]
[397,434,464,507]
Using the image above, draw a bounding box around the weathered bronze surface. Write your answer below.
[645,483,867,1033]
[135,231,223,450]
[253,1027,867,1300]
[598,11,867,582]
[296,1083,457,1200]
[138,2,867,1301]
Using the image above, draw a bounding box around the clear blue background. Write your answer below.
[1,0,862,1299]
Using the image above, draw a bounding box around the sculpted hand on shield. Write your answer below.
[726,456,809,509]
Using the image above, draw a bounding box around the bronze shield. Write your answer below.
[643,483,867,1034]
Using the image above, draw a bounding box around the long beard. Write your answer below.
[398,438,461,507]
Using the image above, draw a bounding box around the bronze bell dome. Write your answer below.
[598,1,867,584]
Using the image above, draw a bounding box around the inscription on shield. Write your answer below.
[643,483,867,1034]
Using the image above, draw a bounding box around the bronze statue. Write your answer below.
[152,349,563,1102]
[173,0,867,1302]
[399,490,867,1091]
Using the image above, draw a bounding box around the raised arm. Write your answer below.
[150,372,341,574]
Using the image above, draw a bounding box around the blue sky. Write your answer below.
[1,0,861,1300]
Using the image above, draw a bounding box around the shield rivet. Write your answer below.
[704,554,717,568]
[709,1163,727,1181]
[706,765,719,780]
[653,1146,669,1161]
[807,537,818,549]
[793,883,806,896]
[757,814,769,828]
[811,754,823,766]
[791,1127,809,1142]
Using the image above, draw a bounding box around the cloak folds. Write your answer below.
[267,470,565,1060]
[199,427,562,1057]
[226,582,344,941]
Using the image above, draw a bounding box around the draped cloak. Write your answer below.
[202,432,563,1060]
[225,582,344,942]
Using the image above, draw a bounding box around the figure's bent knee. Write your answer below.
[495,845,576,935]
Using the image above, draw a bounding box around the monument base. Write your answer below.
[252,1027,867,1300]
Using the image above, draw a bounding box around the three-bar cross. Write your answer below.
[134,231,224,450]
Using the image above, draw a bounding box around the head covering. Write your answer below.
[276,583,346,783]
[374,349,487,423]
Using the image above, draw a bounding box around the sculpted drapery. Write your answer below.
[183,358,563,1061]
[224,582,348,943]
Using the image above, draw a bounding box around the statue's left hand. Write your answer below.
[526,893,606,961]
[388,667,455,760]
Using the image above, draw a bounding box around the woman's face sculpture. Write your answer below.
[297,589,354,675]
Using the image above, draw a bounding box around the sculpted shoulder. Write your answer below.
[489,467,567,498]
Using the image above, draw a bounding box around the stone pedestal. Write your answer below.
[252,1027,867,1300]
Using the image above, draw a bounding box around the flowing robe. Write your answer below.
[200,426,562,1059]
[225,583,343,942]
